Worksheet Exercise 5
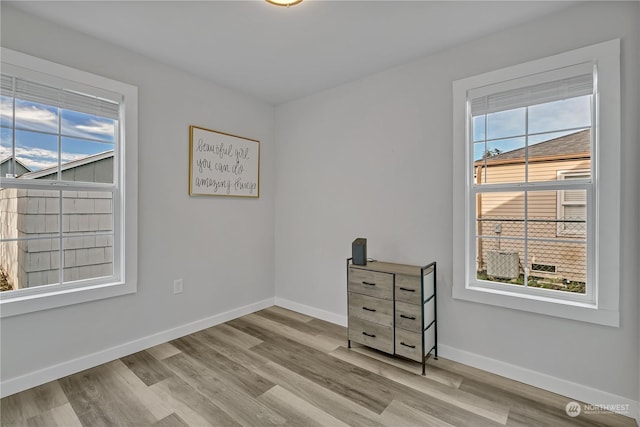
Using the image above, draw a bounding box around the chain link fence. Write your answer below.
[476,216,586,293]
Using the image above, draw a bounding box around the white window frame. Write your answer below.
[0,48,138,318]
[452,40,620,327]
[556,169,590,237]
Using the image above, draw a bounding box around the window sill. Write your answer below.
[0,280,136,318]
[452,282,619,327]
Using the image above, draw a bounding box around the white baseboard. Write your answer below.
[274,297,347,327]
[439,344,638,420]
[0,297,274,398]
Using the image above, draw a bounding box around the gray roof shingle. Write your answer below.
[477,129,590,165]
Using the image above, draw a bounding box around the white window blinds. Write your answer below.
[1,73,120,120]
[469,62,595,117]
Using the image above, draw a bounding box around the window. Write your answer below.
[471,71,593,298]
[452,40,620,326]
[0,48,138,317]
[557,170,589,236]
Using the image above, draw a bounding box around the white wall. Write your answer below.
[275,0,640,406]
[1,5,275,391]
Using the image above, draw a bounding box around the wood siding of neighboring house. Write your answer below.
[475,130,590,283]
[0,153,114,290]
[33,156,113,183]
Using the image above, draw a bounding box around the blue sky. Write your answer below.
[0,96,115,172]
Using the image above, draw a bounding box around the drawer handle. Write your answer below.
[400,314,416,320]
[399,287,415,292]
[362,307,376,312]
[400,341,416,349]
[362,281,376,286]
[362,332,376,338]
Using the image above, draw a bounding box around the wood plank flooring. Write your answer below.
[1,306,637,427]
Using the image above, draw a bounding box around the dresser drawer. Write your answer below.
[348,317,393,354]
[394,301,422,333]
[348,268,393,300]
[395,274,421,304]
[348,292,393,326]
[394,329,422,362]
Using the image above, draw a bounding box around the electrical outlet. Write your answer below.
[173,279,183,294]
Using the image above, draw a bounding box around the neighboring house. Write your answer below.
[0,156,31,178]
[0,151,114,290]
[20,151,114,182]
[474,130,590,283]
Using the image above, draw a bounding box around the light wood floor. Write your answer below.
[1,306,637,427]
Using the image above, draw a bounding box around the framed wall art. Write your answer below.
[189,125,260,198]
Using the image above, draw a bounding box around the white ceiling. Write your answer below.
[7,1,579,105]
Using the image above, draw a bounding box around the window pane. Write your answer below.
[14,99,58,133]
[476,191,525,282]
[62,191,113,233]
[528,95,591,134]
[486,107,525,140]
[526,190,586,294]
[0,188,60,240]
[61,137,114,183]
[61,109,116,143]
[527,130,591,183]
[526,241,586,294]
[473,138,526,184]
[0,189,61,292]
[15,129,58,174]
[1,238,60,291]
[62,233,113,283]
[476,191,525,226]
[527,190,557,224]
[62,190,114,284]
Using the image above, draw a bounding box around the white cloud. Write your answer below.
[15,105,57,124]
[0,98,12,120]
[1,100,58,133]
[73,119,115,137]
[0,145,85,172]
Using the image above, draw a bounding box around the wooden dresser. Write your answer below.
[347,259,437,374]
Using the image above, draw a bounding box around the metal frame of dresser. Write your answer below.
[347,258,437,375]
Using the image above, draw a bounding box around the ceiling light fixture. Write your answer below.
[266,0,303,7]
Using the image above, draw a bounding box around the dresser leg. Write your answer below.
[348,339,351,349]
